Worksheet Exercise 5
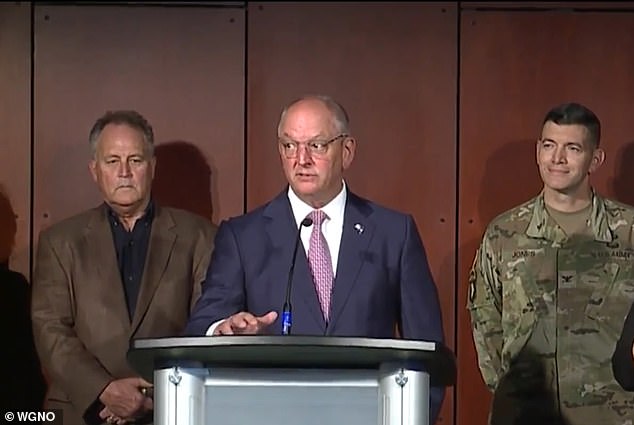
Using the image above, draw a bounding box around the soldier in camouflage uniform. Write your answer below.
[468,102,634,425]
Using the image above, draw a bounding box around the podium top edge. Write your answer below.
[130,335,441,352]
[127,335,456,386]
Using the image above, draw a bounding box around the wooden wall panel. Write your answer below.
[458,10,634,425]
[463,2,634,9]
[0,3,31,279]
[1,3,631,423]
[33,5,245,242]
[248,3,457,423]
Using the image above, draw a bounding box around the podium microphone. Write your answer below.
[282,217,313,335]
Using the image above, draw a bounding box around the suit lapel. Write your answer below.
[328,192,374,331]
[264,191,325,331]
[130,206,176,334]
[84,206,131,331]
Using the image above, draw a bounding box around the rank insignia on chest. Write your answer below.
[559,271,577,288]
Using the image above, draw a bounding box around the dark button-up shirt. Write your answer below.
[106,201,155,320]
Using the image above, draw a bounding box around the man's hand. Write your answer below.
[98,406,127,424]
[99,377,153,420]
[214,311,278,335]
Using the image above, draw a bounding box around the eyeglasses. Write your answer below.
[279,134,348,158]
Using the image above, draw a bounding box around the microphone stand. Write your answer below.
[282,217,313,335]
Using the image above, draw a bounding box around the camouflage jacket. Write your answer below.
[468,191,634,424]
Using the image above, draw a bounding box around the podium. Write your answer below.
[128,336,456,425]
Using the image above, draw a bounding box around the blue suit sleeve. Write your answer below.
[183,220,246,336]
[399,214,447,423]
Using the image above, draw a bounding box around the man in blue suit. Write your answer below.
[185,94,445,422]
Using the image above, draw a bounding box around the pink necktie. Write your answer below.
[307,210,334,321]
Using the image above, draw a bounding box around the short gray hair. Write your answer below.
[88,110,155,157]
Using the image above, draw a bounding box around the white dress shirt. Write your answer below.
[287,181,347,275]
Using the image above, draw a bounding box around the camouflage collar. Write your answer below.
[525,190,613,243]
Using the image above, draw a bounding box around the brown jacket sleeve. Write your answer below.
[31,230,113,418]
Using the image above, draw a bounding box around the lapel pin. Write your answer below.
[354,223,364,234]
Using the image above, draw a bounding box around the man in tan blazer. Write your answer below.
[31,110,216,425]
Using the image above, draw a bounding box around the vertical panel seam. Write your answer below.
[29,2,35,283]
[243,2,249,214]
[453,3,462,425]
